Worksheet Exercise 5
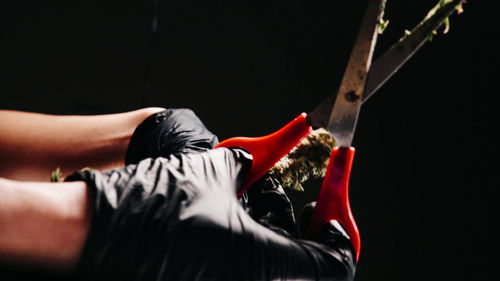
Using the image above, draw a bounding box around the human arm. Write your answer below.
[0,107,217,270]
[0,108,219,272]
[0,107,165,181]
[0,108,356,280]
[0,177,91,270]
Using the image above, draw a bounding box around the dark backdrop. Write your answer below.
[0,1,495,280]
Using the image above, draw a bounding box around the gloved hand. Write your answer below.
[125,108,219,165]
[242,176,297,238]
[65,147,356,281]
[124,108,256,209]
[245,175,357,279]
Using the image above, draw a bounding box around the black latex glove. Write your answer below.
[242,176,297,238]
[65,148,356,281]
[124,108,254,209]
[244,177,356,273]
[125,108,219,165]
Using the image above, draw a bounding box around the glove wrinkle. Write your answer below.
[66,147,355,281]
[125,109,219,165]
[66,107,356,280]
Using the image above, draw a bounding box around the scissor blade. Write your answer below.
[307,92,336,130]
[308,0,463,129]
[327,0,385,147]
[363,0,465,101]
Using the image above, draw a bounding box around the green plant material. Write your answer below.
[424,0,464,37]
[50,167,63,182]
[377,0,389,34]
[403,0,465,40]
[428,30,439,41]
[268,128,336,191]
[378,18,390,34]
[443,17,450,34]
[425,0,452,20]
[50,166,98,182]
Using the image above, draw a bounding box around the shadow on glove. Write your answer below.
[66,146,357,281]
[299,202,356,262]
[243,176,297,238]
[242,176,357,280]
[125,108,219,165]
[244,176,356,264]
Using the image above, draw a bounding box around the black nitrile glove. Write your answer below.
[65,148,356,281]
[125,108,219,165]
[298,202,355,260]
[243,176,297,238]
[125,108,251,208]
[299,201,317,238]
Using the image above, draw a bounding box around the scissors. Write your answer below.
[215,0,463,261]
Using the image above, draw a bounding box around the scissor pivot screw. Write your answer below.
[345,90,361,103]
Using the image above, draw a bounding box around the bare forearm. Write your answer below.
[0,107,165,181]
[0,177,91,270]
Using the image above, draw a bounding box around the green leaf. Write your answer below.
[443,17,450,34]
[50,167,62,182]
[378,18,390,34]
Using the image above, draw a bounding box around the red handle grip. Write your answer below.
[307,147,360,261]
[214,113,312,197]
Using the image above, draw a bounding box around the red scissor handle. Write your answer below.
[306,147,360,261]
[214,113,312,197]
[215,114,360,261]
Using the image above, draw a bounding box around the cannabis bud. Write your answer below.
[268,128,336,191]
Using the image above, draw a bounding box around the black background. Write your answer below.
[0,1,495,280]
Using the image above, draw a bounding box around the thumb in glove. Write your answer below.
[299,201,356,264]
[243,176,297,238]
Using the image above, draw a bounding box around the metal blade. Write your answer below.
[307,91,336,130]
[363,0,465,102]
[327,0,385,147]
[308,0,464,129]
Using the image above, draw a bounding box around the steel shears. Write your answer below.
[215,0,463,261]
